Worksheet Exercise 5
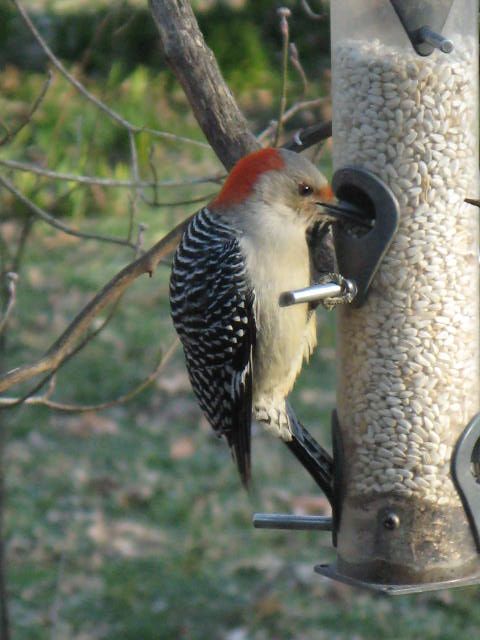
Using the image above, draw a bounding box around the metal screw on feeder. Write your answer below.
[254,0,480,595]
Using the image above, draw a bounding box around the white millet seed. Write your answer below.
[334,37,478,505]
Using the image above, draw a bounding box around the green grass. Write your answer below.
[5,199,480,640]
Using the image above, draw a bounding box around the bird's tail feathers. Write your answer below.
[229,425,251,490]
[228,385,252,489]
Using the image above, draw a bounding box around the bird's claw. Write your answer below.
[318,273,357,309]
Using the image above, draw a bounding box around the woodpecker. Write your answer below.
[170,148,349,493]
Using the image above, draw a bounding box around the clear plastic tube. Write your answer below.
[331,0,480,580]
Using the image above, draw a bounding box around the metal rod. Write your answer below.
[279,282,343,307]
[252,513,333,531]
[417,26,454,54]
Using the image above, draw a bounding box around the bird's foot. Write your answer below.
[318,272,357,309]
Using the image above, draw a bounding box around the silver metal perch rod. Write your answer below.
[279,279,357,307]
[253,513,333,531]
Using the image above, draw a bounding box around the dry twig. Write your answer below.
[127,130,141,242]
[0,173,136,248]
[0,71,52,146]
[0,219,189,393]
[289,43,309,96]
[12,0,210,150]
[149,0,259,169]
[0,339,179,411]
[0,158,223,188]
[0,0,333,397]
[258,98,327,143]
[0,273,18,336]
[274,8,292,147]
[300,0,326,20]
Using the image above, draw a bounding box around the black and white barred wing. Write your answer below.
[169,209,256,486]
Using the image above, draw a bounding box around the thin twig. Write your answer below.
[0,71,53,146]
[135,223,148,256]
[145,193,215,208]
[11,215,34,274]
[0,217,189,393]
[300,0,326,20]
[0,274,18,336]
[0,158,223,188]
[258,98,327,144]
[149,0,259,169]
[12,0,210,150]
[289,43,308,97]
[0,173,136,248]
[127,130,140,242]
[147,144,160,205]
[0,339,179,411]
[274,8,291,148]
[1,287,129,410]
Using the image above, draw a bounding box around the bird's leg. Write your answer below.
[284,402,334,506]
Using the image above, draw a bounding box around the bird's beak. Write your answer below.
[317,184,335,202]
[316,199,373,230]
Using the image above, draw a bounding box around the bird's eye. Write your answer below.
[298,183,314,197]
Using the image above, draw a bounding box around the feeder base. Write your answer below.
[315,563,480,595]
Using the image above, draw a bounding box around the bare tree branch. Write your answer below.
[300,0,326,20]
[0,173,136,248]
[0,0,334,397]
[127,130,141,242]
[149,0,260,170]
[12,0,210,150]
[274,8,292,147]
[0,158,223,188]
[145,193,214,208]
[0,71,52,146]
[289,43,308,96]
[0,274,18,336]
[258,98,327,144]
[0,219,189,393]
[0,339,179,411]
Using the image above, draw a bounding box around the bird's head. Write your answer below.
[210,148,336,229]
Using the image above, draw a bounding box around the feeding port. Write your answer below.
[329,0,480,586]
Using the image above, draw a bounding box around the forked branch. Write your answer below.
[149,0,260,169]
[0,221,188,393]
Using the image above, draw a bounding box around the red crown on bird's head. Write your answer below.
[211,148,334,209]
[211,148,286,209]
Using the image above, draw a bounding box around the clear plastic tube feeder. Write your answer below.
[329,0,480,590]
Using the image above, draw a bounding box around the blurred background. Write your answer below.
[0,1,479,638]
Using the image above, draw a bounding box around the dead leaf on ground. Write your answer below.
[64,413,119,437]
[117,484,154,508]
[170,436,195,460]
[157,370,191,394]
[87,475,120,496]
[254,593,284,619]
[291,494,331,516]
[87,511,166,557]
[224,628,248,640]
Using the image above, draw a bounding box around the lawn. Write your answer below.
[4,172,480,640]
